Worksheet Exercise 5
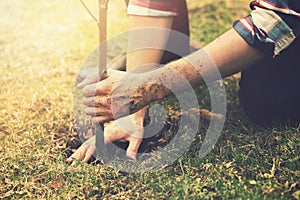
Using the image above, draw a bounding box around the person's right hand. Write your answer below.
[82,68,160,123]
[76,54,127,89]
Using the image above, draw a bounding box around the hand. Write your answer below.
[66,112,145,163]
[103,111,145,161]
[82,69,154,123]
[75,53,127,89]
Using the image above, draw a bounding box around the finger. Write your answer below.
[92,116,112,124]
[82,83,98,97]
[82,79,112,97]
[66,143,88,162]
[75,71,87,85]
[83,96,111,107]
[77,79,91,89]
[82,144,96,163]
[76,67,97,84]
[77,76,98,89]
[66,156,73,163]
[126,136,143,161]
[76,76,84,86]
[85,106,112,116]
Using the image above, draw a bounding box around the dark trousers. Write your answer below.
[239,38,300,125]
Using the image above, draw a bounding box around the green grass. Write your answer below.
[0,0,299,199]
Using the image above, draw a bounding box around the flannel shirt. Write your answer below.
[234,0,300,56]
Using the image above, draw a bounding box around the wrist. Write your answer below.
[127,73,165,113]
[143,71,171,101]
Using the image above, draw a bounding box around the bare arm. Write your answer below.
[149,28,264,98]
[204,28,263,77]
[83,28,265,121]
[115,28,265,116]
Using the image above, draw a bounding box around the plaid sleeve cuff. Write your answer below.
[127,0,178,17]
[233,7,296,56]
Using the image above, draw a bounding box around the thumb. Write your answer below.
[77,75,98,89]
[126,136,143,161]
[77,78,90,89]
[76,67,98,85]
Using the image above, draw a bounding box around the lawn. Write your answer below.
[0,0,299,199]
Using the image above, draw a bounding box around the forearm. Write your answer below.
[195,28,264,79]
[147,28,265,100]
[83,28,265,120]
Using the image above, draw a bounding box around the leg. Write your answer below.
[239,38,300,125]
[160,0,190,64]
[120,0,190,159]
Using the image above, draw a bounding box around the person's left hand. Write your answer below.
[66,114,144,163]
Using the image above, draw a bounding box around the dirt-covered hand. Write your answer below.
[82,69,153,123]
